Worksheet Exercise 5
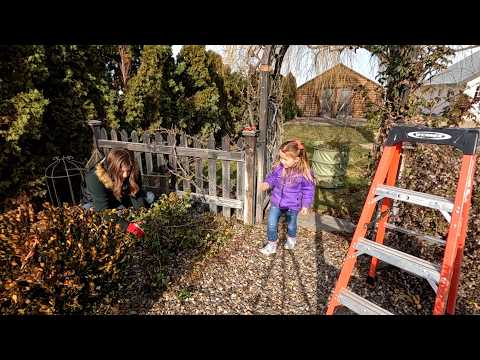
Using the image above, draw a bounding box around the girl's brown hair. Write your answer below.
[273,139,314,182]
[106,148,140,200]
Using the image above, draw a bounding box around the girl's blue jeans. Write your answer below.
[267,205,298,242]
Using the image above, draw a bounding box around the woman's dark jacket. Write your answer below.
[85,162,148,212]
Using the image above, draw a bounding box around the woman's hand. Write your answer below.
[300,207,308,215]
[259,182,270,192]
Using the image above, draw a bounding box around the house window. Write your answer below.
[337,88,353,118]
[318,87,353,118]
[319,88,333,117]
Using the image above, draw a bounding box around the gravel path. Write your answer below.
[114,220,479,315]
[147,223,349,315]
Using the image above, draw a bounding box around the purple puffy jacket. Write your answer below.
[264,164,316,212]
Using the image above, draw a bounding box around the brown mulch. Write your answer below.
[109,221,480,315]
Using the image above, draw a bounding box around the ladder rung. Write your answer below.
[355,238,441,283]
[384,223,446,246]
[375,185,453,213]
[338,289,393,315]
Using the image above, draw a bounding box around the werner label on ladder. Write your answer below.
[326,126,479,315]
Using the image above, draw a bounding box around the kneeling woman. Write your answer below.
[86,148,150,236]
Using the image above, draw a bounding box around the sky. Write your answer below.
[171,45,377,85]
[172,45,479,87]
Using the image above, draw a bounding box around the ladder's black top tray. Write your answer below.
[385,126,480,154]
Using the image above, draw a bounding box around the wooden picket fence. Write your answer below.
[91,124,258,223]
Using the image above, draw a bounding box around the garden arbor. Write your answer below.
[254,45,289,223]
[254,44,345,223]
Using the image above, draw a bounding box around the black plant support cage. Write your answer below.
[45,156,86,207]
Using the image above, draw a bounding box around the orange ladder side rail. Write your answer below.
[446,155,476,314]
[368,144,402,281]
[326,144,402,315]
[434,154,477,315]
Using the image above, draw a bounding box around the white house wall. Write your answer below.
[465,77,480,121]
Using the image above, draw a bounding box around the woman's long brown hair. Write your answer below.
[106,148,140,200]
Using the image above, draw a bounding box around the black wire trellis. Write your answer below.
[45,156,86,207]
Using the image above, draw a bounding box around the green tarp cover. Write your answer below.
[311,142,348,188]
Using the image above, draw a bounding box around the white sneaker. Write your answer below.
[284,237,297,250]
[260,242,277,255]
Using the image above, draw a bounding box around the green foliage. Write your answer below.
[117,192,235,293]
[281,72,300,121]
[1,89,49,152]
[362,45,455,164]
[177,288,193,302]
[175,46,247,139]
[121,45,248,139]
[105,45,143,94]
[0,201,134,314]
[0,45,120,203]
[124,45,177,131]
[218,65,249,137]
[363,46,453,133]
[364,100,384,134]
[135,192,232,254]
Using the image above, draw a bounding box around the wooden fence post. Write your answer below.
[154,132,166,170]
[236,137,245,221]
[242,129,259,225]
[131,130,143,175]
[222,135,231,218]
[143,132,153,174]
[120,129,128,142]
[99,127,109,158]
[179,133,190,191]
[193,138,204,194]
[167,132,177,191]
[207,134,217,213]
[88,120,103,153]
[256,62,272,224]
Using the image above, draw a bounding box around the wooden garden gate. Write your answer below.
[88,121,259,224]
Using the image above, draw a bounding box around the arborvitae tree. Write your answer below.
[0,45,119,204]
[222,65,249,138]
[281,72,299,121]
[123,45,177,131]
[174,45,220,137]
[174,45,248,139]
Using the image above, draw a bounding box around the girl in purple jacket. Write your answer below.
[259,139,315,255]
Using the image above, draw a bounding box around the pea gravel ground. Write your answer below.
[109,217,479,315]
[147,224,344,315]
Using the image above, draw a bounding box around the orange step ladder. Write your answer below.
[326,126,479,315]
